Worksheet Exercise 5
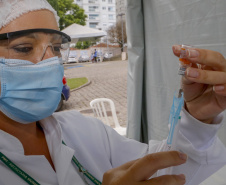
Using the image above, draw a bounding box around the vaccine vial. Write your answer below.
[178,45,193,75]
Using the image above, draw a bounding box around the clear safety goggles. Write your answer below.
[0,29,71,63]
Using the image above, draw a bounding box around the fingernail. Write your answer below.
[186,68,199,78]
[214,85,225,91]
[178,174,186,181]
[173,45,181,53]
[187,49,199,58]
[179,152,188,161]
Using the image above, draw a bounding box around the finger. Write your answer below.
[213,84,226,96]
[118,159,139,170]
[102,160,138,184]
[188,48,226,71]
[172,45,204,73]
[146,174,186,185]
[173,45,226,71]
[129,151,187,181]
[182,59,213,85]
[172,45,182,57]
[185,67,226,85]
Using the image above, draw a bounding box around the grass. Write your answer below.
[67,77,88,90]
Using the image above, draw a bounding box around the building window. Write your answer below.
[108,0,113,3]
[89,14,99,20]
[102,6,106,10]
[108,14,114,20]
[108,6,114,12]
[89,23,98,28]
[89,6,99,12]
[102,0,106,2]
[88,0,97,3]
[103,23,107,27]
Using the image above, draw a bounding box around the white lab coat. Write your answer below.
[0,109,225,185]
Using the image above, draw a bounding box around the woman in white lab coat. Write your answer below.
[0,0,225,185]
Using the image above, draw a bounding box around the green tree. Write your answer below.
[47,0,58,10]
[47,0,87,30]
[75,41,92,49]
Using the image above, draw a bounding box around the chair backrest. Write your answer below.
[90,98,121,128]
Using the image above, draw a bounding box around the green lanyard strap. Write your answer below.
[0,152,40,185]
[62,141,102,185]
[0,141,102,185]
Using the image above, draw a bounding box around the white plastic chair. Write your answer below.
[90,98,127,136]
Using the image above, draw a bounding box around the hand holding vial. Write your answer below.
[173,44,226,124]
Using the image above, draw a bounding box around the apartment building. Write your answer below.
[75,0,116,31]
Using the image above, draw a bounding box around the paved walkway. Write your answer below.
[61,60,128,127]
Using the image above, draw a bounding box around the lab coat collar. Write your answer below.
[0,117,77,185]
[0,129,24,154]
[40,116,75,185]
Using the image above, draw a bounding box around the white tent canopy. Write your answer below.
[62,23,107,43]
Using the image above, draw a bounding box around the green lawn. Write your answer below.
[67,77,88,90]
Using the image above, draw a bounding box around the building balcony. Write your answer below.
[88,9,100,13]
[89,17,100,21]
[88,0,98,3]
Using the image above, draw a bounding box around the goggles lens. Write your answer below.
[0,29,71,63]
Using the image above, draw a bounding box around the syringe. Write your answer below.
[166,89,184,149]
[167,44,191,147]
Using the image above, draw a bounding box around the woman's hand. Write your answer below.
[173,45,226,123]
[102,151,187,185]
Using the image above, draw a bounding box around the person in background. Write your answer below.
[94,49,97,62]
[90,53,94,63]
[0,0,225,185]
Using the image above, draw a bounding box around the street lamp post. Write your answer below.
[117,13,125,52]
[107,32,110,61]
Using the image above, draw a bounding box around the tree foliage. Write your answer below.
[47,0,58,10]
[75,41,92,49]
[47,0,87,30]
[106,21,127,51]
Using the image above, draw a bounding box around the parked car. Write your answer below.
[55,75,70,112]
[67,56,78,63]
[103,52,113,60]
[78,55,90,63]
[67,50,78,63]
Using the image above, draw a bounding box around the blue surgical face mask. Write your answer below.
[0,57,64,124]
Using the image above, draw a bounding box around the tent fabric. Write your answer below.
[62,23,106,42]
[126,0,226,183]
[126,0,145,142]
[127,0,226,144]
